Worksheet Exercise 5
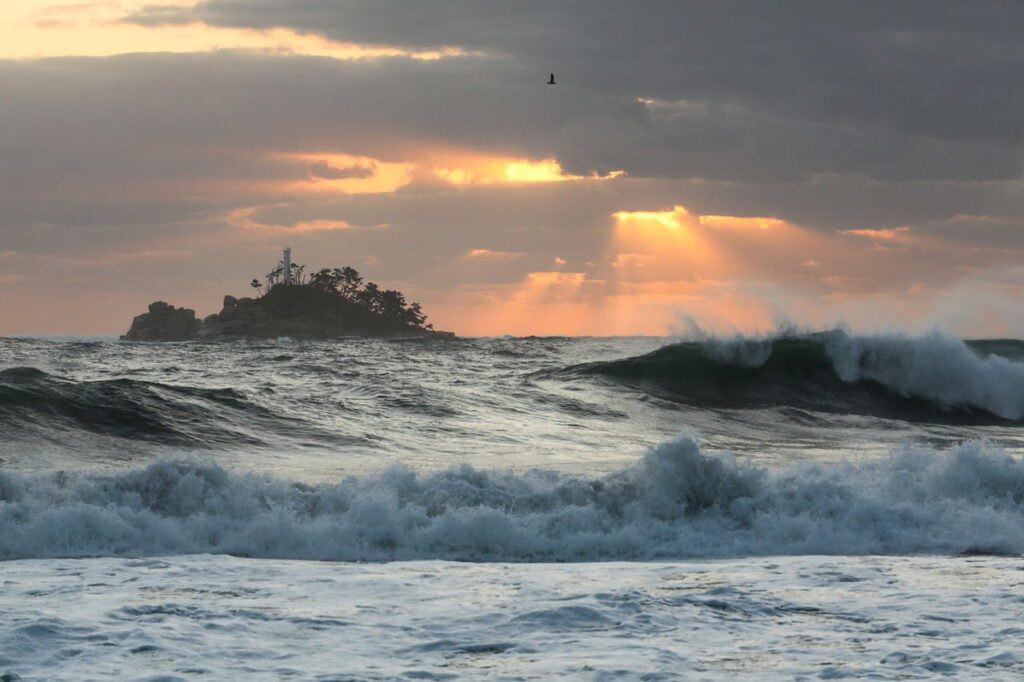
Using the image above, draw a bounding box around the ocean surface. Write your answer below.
[2,330,1023,679]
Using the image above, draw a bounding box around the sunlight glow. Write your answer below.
[612,208,686,230]
[461,249,523,261]
[226,206,359,233]
[435,156,623,186]
[699,215,785,231]
[280,153,415,195]
[504,159,577,183]
[840,227,914,242]
[610,206,730,280]
[0,1,473,60]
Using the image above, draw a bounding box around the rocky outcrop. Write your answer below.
[122,286,454,341]
[196,295,271,339]
[121,302,202,341]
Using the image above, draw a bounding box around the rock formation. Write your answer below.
[122,302,202,341]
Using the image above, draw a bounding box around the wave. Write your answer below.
[552,329,1024,423]
[1,435,1022,562]
[0,367,323,447]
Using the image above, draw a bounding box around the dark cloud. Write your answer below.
[114,1,1024,184]
[128,2,1024,144]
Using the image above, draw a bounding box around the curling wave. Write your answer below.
[554,330,1024,422]
[1,435,1022,561]
[0,367,319,447]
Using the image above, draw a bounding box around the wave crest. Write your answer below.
[2,435,1022,561]
[825,331,1024,420]
[555,329,1024,422]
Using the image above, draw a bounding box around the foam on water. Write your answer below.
[570,328,1024,421]
[823,329,1024,419]
[1,435,1022,561]
[2,555,1023,680]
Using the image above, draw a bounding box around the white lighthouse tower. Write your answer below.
[282,246,293,285]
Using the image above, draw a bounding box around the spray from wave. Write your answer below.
[1,435,1022,562]
[554,328,1024,422]
[824,330,1024,419]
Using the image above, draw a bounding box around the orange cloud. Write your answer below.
[434,154,623,186]
[226,205,361,233]
[461,248,523,261]
[270,150,623,197]
[840,226,914,241]
[279,153,415,195]
[698,215,786,231]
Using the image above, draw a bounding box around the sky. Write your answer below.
[2,1,1023,336]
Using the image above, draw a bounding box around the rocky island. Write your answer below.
[123,251,452,341]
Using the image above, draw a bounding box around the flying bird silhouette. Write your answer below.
[547,73,556,85]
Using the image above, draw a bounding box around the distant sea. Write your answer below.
[2,330,1023,679]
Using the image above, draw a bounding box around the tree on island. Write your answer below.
[259,262,432,330]
[263,262,308,288]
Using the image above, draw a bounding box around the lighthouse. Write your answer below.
[282,246,293,285]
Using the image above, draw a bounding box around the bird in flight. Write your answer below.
[547,73,556,85]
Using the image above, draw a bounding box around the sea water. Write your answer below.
[1,332,1023,679]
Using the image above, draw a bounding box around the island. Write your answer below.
[123,249,453,341]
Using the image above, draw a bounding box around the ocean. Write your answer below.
[1,330,1023,679]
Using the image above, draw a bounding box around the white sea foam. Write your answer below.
[684,327,1024,419]
[823,329,1024,419]
[1,435,1022,561]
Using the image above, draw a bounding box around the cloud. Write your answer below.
[840,227,915,242]
[3,3,1024,334]
[121,0,1024,181]
[3,51,1020,232]
[118,3,190,26]
[309,159,376,180]
[1,1,475,61]
[461,248,523,261]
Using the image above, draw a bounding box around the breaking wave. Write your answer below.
[1,435,1022,562]
[555,329,1024,422]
